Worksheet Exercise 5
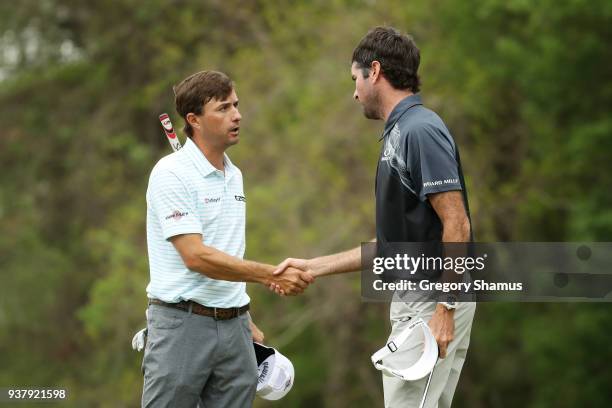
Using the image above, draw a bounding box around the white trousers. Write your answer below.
[383,301,476,408]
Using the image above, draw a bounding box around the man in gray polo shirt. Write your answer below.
[142,71,314,407]
[272,27,476,407]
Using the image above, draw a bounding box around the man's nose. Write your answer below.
[353,91,359,101]
[233,109,242,121]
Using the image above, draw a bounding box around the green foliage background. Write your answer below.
[1,0,611,407]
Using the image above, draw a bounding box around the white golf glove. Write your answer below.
[131,328,147,351]
[131,309,149,352]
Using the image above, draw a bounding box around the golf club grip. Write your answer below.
[159,113,182,152]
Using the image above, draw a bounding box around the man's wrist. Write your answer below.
[311,257,336,277]
[249,261,274,285]
[437,300,457,312]
[308,258,323,277]
[437,292,458,309]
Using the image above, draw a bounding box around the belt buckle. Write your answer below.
[213,308,219,320]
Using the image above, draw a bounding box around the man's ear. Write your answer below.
[186,112,200,130]
[370,61,382,83]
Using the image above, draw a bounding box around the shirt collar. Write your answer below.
[182,137,236,179]
[382,94,423,137]
[223,153,238,180]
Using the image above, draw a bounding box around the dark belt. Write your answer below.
[149,299,249,320]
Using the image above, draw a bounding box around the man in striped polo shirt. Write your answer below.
[142,71,314,408]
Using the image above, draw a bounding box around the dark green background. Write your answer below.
[1,1,611,406]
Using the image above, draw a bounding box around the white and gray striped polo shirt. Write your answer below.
[145,137,249,308]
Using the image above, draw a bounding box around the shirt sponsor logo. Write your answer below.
[204,197,221,203]
[235,195,246,202]
[165,210,188,220]
[423,178,459,188]
[382,145,394,161]
[381,125,400,162]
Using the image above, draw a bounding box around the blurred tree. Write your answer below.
[0,0,610,407]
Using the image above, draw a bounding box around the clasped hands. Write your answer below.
[267,258,314,296]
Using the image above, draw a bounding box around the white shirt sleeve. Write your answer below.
[147,168,202,240]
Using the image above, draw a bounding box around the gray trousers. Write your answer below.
[383,301,476,408]
[141,304,258,408]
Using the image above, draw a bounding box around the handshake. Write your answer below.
[266,258,316,297]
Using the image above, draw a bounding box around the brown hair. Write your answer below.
[173,71,234,137]
[352,26,421,93]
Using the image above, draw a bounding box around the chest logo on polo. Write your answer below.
[380,124,416,194]
[204,197,221,204]
[235,195,246,202]
[381,124,400,162]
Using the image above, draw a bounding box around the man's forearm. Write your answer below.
[442,218,471,243]
[186,244,273,284]
[437,218,471,303]
[309,245,363,277]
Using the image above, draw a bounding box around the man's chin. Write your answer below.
[364,109,380,120]
[226,137,240,146]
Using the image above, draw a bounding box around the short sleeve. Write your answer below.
[407,124,462,201]
[147,169,202,240]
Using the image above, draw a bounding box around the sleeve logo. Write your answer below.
[165,210,188,220]
[423,178,459,188]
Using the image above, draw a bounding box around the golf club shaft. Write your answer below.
[418,362,436,408]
